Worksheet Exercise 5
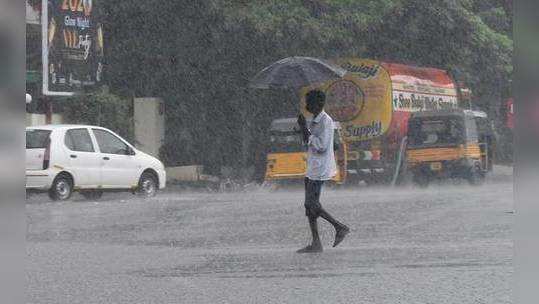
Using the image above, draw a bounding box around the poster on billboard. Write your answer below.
[42,0,104,96]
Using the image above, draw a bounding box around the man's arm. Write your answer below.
[297,114,311,143]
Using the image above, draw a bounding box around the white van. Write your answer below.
[26,125,166,201]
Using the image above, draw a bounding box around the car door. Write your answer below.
[26,129,51,171]
[91,128,140,188]
[64,128,102,187]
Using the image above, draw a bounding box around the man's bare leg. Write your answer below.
[318,208,350,247]
[297,216,323,253]
[308,216,323,249]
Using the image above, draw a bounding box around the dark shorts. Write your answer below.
[304,177,324,218]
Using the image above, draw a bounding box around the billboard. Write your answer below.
[42,0,103,96]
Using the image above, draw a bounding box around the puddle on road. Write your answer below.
[132,266,378,280]
[395,260,512,269]
[128,248,512,280]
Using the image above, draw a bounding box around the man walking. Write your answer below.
[296,89,350,253]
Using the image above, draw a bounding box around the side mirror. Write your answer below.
[126,147,136,155]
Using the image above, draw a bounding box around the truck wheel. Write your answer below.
[48,175,73,201]
[364,175,379,187]
[366,171,391,186]
[413,173,429,188]
[80,190,103,200]
[467,168,485,186]
[262,180,280,191]
[138,172,158,198]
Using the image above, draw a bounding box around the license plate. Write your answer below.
[430,162,442,171]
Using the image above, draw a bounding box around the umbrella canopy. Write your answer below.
[249,56,347,90]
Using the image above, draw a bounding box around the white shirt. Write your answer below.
[306,110,337,181]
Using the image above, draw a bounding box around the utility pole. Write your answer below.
[44,96,53,124]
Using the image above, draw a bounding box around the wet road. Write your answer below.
[27,170,513,304]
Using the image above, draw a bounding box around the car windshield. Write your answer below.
[408,117,464,148]
[26,129,51,149]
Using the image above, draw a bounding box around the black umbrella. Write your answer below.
[249,56,347,90]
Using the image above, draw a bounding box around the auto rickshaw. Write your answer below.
[264,118,347,185]
[406,109,494,186]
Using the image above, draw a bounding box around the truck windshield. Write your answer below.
[408,117,464,148]
[268,131,305,153]
[267,129,341,153]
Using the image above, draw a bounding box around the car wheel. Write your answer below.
[48,175,73,201]
[138,172,158,198]
[80,190,103,200]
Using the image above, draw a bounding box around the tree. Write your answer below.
[96,0,512,176]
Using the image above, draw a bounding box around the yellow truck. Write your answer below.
[265,58,464,185]
[264,118,347,184]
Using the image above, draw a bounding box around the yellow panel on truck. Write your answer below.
[300,58,393,143]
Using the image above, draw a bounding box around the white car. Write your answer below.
[26,125,166,201]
